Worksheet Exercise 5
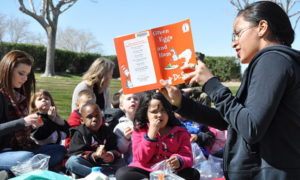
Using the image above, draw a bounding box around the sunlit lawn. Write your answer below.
[35,73,240,120]
[35,73,122,120]
[229,86,239,95]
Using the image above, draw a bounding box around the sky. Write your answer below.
[1,0,300,59]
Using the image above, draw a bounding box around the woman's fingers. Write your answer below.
[159,79,182,107]
[182,60,214,86]
[181,63,196,70]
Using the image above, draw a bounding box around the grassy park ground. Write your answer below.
[35,73,240,120]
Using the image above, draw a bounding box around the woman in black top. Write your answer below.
[159,1,300,179]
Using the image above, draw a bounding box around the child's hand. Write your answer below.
[94,145,105,158]
[148,118,161,139]
[158,79,182,107]
[190,134,198,142]
[102,152,114,163]
[47,106,65,125]
[149,117,162,131]
[124,127,133,140]
[166,156,180,169]
[48,106,57,121]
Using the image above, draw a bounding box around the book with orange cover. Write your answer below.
[114,19,197,94]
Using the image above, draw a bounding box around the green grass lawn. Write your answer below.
[35,73,122,120]
[35,73,240,120]
[229,86,239,95]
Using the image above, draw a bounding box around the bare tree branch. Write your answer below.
[229,0,300,29]
[230,0,243,10]
[0,14,7,42]
[18,0,48,30]
[295,14,300,28]
[242,0,250,7]
[7,16,30,43]
[57,27,102,53]
[40,0,46,18]
[24,32,46,46]
[45,0,54,28]
[59,0,77,14]
[289,0,297,11]
[279,0,283,7]
[285,0,291,12]
[28,0,36,14]
[49,0,55,10]
[230,0,251,10]
[56,0,67,10]
[18,0,78,76]
[289,10,300,17]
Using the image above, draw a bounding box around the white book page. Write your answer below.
[124,36,157,87]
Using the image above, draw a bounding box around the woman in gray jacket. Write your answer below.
[159,1,300,180]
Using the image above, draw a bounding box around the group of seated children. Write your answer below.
[115,92,200,180]
[22,86,226,180]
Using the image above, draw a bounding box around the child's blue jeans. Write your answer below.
[66,155,126,177]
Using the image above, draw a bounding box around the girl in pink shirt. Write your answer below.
[115,92,200,180]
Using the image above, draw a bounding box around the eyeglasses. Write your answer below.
[232,26,254,42]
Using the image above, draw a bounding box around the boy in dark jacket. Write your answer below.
[65,90,96,149]
[65,103,125,178]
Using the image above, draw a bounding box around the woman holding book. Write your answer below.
[159,1,300,180]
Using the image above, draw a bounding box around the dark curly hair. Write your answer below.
[133,91,182,131]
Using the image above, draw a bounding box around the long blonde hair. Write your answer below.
[83,57,115,93]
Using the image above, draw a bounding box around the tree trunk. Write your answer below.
[43,27,56,77]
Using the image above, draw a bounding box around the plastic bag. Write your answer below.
[209,155,223,176]
[199,155,224,180]
[10,154,50,176]
[191,143,224,180]
[151,160,172,173]
[192,142,207,169]
[150,160,184,180]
